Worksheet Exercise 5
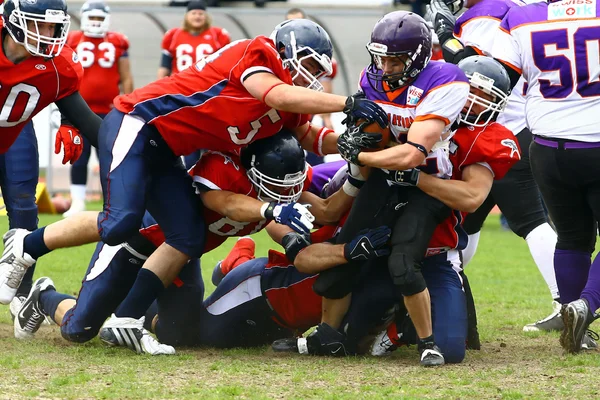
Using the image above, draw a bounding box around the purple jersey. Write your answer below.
[307,160,346,197]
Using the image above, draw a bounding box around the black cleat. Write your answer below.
[419,341,445,367]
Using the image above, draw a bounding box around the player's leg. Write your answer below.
[422,251,468,364]
[0,110,154,304]
[492,129,560,331]
[199,258,292,348]
[100,162,205,354]
[13,242,143,341]
[461,194,496,266]
[0,122,39,305]
[530,141,598,353]
[64,134,93,217]
[387,186,451,366]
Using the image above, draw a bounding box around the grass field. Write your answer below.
[0,209,598,399]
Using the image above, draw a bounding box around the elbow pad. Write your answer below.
[281,231,311,263]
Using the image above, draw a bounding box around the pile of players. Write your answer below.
[0,0,598,367]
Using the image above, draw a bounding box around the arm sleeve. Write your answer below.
[160,53,173,70]
[55,92,101,148]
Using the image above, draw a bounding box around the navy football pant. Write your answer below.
[0,121,39,295]
[97,110,205,257]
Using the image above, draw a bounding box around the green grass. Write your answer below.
[0,208,599,399]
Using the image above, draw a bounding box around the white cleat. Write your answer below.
[99,314,176,355]
[370,330,399,357]
[14,277,55,340]
[0,229,36,304]
[523,301,564,332]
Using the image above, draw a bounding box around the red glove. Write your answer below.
[55,125,83,165]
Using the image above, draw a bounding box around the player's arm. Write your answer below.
[318,79,334,129]
[357,119,446,170]
[118,57,134,94]
[55,92,101,148]
[293,226,391,274]
[417,163,494,213]
[293,122,339,156]
[299,190,353,226]
[199,189,267,222]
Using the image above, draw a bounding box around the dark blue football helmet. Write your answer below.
[80,1,110,38]
[366,11,432,92]
[241,129,307,203]
[2,0,71,57]
[457,55,511,127]
[270,19,333,92]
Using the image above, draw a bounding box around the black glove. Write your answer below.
[343,226,391,262]
[337,123,382,166]
[343,93,388,129]
[425,0,457,44]
[385,168,421,186]
[281,231,311,263]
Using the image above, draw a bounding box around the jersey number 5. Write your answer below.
[531,27,600,99]
[228,108,281,145]
[77,42,117,69]
[0,83,41,128]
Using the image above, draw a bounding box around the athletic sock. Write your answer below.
[114,268,165,320]
[23,227,51,260]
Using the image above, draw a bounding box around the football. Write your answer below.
[356,118,391,151]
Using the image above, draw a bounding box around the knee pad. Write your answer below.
[61,326,98,343]
[60,311,99,343]
[388,251,426,296]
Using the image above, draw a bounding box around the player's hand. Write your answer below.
[281,231,312,262]
[344,226,391,262]
[385,168,421,186]
[55,125,83,165]
[337,125,381,166]
[425,0,456,40]
[343,93,388,129]
[264,202,315,234]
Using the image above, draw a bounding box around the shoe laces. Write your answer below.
[6,263,27,288]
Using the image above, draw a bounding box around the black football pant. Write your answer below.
[463,128,548,238]
[313,168,450,299]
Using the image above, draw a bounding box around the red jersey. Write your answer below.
[427,123,521,255]
[0,21,83,153]
[115,36,309,157]
[161,26,231,74]
[67,31,129,114]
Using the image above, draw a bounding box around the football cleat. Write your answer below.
[561,299,596,354]
[14,277,54,340]
[370,330,398,357]
[272,337,302,353]
[9,295,26,322]
[523,301,564,332]
[272,323,348,356]
[419,341,445,367]
[0,229,36,304]
[99,314,175,355]
[212,237,256,286]
[582,330,598,351]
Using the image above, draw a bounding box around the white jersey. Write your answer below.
[493,1,600,141]
[454,0,528,134]
[360,61,470,179]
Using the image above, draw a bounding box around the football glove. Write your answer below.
[55,125,83,165]
[343,226,391,262]
[343,92,388,129]
[263,202,315,234]
[337,124,382,166]
[425,0,457,44]
[385,168,421,186]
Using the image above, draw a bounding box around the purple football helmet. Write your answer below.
[366,11,432,92]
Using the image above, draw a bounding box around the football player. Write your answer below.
[13,131,362,354]
[426,0,561,333]
[312,11,469,366]
[493,0,600,353]
[0,0,103,308]
[64,1,134,216]
[0,18,388,354]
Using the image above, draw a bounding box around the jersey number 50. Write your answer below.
[531,27,600,99]
[77,42,117,69]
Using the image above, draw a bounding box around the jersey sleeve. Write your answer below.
[216,27,231,49]
[282,112,310,129]
[235,37,289,86]
[491,12,523,73]
[457,123,521,180]
[161,28,177,57]
[117,33,130,58]
[454,17,501,56]
[191,152,252,194]
[415,64,470,127]
[56,46,84,100]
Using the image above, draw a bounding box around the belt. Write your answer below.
[533,136,600,149]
